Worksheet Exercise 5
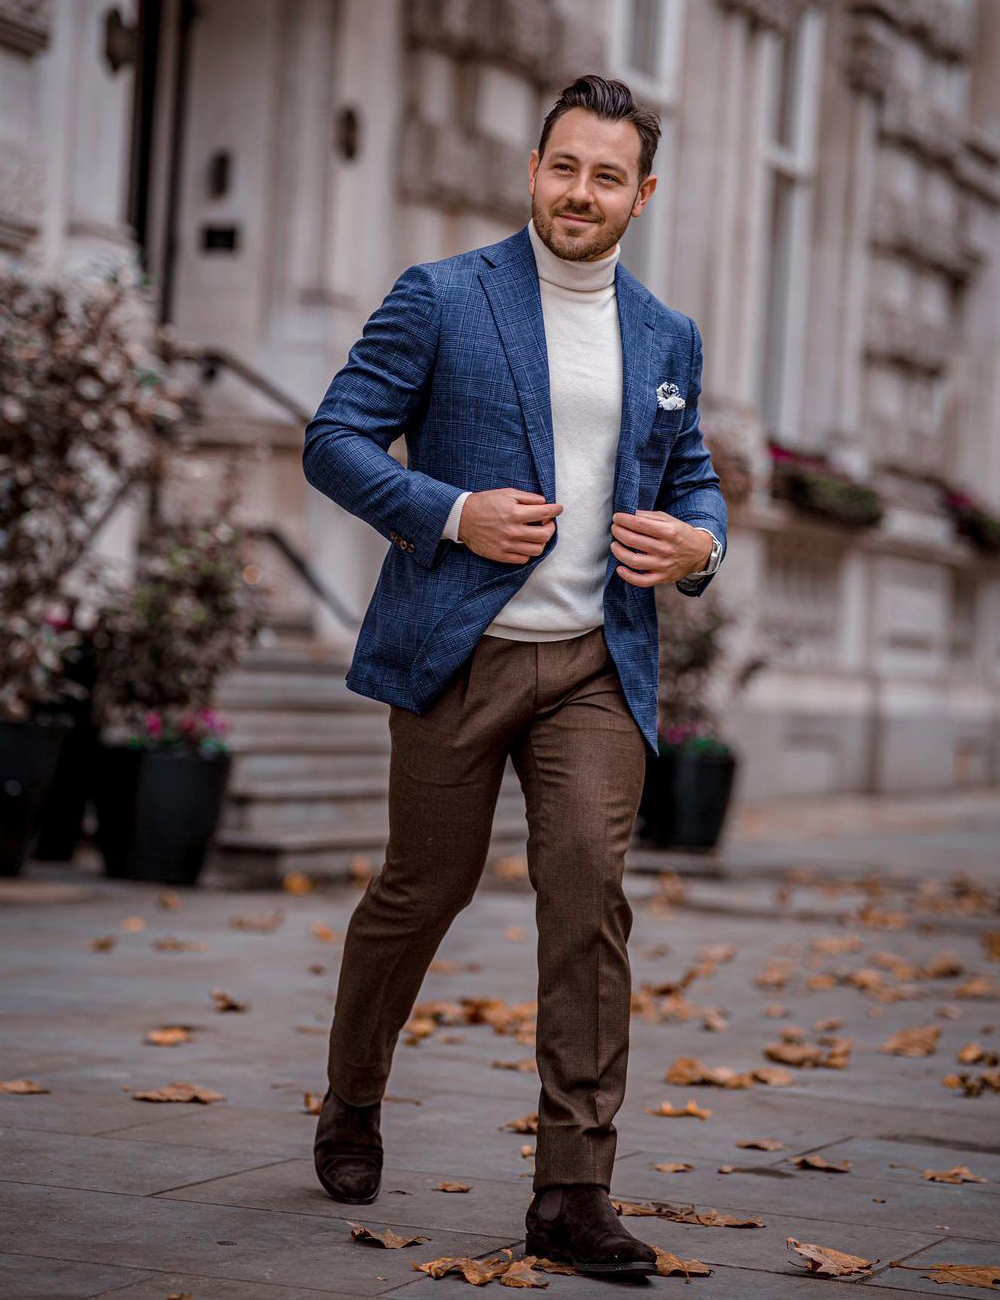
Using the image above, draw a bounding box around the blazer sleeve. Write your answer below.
[655,316,728,597]
[302,263,465,571]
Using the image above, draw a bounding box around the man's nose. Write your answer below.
[566,173,595,205]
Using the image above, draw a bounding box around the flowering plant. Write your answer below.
[131,708,232,757]
[941,489,1000,554]
[768,439,883,528]
[0,262,186,722]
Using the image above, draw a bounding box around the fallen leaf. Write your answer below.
[922,1164,986,1184]
[880,1025,940,1057]
[500,1111,538,1134]
[493,855,529,880]
[308,962,327,975]
[121,916,146,931]
[664,1056,755,1088]
[211,988,249,1013]
[652,1161,693,1173]
[750,1066,795,1086]
[348,1221,430,1249]
[229,910,284,932]
[916,1262,1000,1287]
[654,1246,713,1277]
[643,1098,712,1119]
[492,1058,537,1072]
[612,1199,762,1227]
[520,1144,534,1159]
[786,1235,876,1276]
[499,1257,550,1287]
[86,935,117,951]
[144,1026,192,1047]
[282,871,313,894]
[157,890,182,909]
[434,1180,471,1193]
[505,926,527,942]
[413,1249,513,1282]
[303,1091,324,1115]
[310,921,337,943]
[151,936,207,952]
[736,1138,784,1150]
[791,1154,852,1173]
[0,1078,50,1094]
[131,1081,225,1103]
[957,1042,999,1065]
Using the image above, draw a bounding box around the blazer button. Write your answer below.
[389,531,397,541]
[406,542,415,552]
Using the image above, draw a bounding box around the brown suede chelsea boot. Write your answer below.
[313,1087,383,1204]
[525,1183,658,1276]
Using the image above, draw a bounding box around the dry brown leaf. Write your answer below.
[914,1262,1000,1288]
[654,1246,713,1277]
[613,1199,762,1227]
[434,1180,471,1193]
[310,921,337,943]
[491,1058,537,1072]
[701,1009,729,1032]
[413,1249,514,1283]
[982,931,1000,961]
[121,915,146,931]
[880,1025,940,1056]
[229,910,284,932]
[957,1041,999,1065]
[791,1154,852,1173]
[282,871,313,894]
[500,1111,538,1134]
[736,1137,784,1150]
[303,1090,324,1115]
[786,1235,876,1276]
[151,936,207,952]
[211,987,249,1013]
[528,1258,575,1275]
[764,1040,825,1067]
[664,1056,755,1088]
[755,962,794,990]
[348,1221,429,1249]
[696,941,737,964]
[653,1161,693,1173]
[157,890,182,909]
[144,1026,191,1047]
[718,1163,735,1173]
[643,1098,712,1120]
[505,926,527,942]
[922,1164,986,1184]
[493,855,529,880]
[308,962,327,975]
[956,974,1000,999]
[499,1257,550,1288]
[749,1066,795,1086]
[811,935,863,955]
[520,1144,534,1159]
[86,935,117,951]
[0,1078,50,1094]
[131,1081,225,1103]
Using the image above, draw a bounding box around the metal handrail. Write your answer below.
[248,525,355,632]
[172,341,313,426]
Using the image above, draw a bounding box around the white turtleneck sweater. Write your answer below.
[440,218,718,639]
[441,218,621,641]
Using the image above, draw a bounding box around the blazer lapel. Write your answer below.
[613,263,658,514]
[478,227,555,503]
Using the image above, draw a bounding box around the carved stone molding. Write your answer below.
[880,82,963,166]
[865,300,953,374]
[398,117,528,222]
[0,0,50,55]
[846,0,974,61]
[842,11,894,96]
[0,144,42,253]
[871,190,983,282]
[716,0,817,38]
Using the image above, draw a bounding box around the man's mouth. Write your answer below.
[558,213,597,225]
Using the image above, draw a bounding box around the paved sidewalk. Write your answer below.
[2,790,999,1297]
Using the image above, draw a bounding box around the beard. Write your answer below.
[530,193,630,262]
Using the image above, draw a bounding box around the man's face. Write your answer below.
[528,107,657,262]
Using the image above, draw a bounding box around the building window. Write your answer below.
[757,6,824,446]
[608,0,684,290]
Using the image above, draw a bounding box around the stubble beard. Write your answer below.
[531,195,628,263]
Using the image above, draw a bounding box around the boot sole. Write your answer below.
[315,1162,382,1204]
[525,1231,657,1276]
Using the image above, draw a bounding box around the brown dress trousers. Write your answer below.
[325,623,648,1192]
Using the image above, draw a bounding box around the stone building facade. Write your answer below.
[4,0,1000,797]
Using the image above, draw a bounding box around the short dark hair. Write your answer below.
[537,75,661,183]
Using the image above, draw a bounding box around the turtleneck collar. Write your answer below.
[527,216,620,292]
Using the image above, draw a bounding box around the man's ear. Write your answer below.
[632,174,657,216]
[528,148,539,194]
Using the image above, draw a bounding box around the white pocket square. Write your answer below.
[655,381,686,411]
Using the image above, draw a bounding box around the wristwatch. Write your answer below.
[683,528,723,579]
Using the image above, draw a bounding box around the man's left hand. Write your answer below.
[610,510,713,587]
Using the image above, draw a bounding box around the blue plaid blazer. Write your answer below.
[302,222,727,756]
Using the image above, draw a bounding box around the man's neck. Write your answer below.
[527,217,620,292]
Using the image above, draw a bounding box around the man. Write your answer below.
[302,74,727,1278]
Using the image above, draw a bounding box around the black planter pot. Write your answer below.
[33,639,100,862]
[91,744,232,885]
[0,719,73,876]
[639,746,738,851]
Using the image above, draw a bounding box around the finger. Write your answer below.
[610,540,656,571]
[616,564,656,586]
[612,511,663,537]
[515,501,562,521]
[612,521,664,550]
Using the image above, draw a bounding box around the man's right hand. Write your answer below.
[457,488,563,563]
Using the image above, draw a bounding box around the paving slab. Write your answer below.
[0,1182,518,1296]
[0,1253,156,1300]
